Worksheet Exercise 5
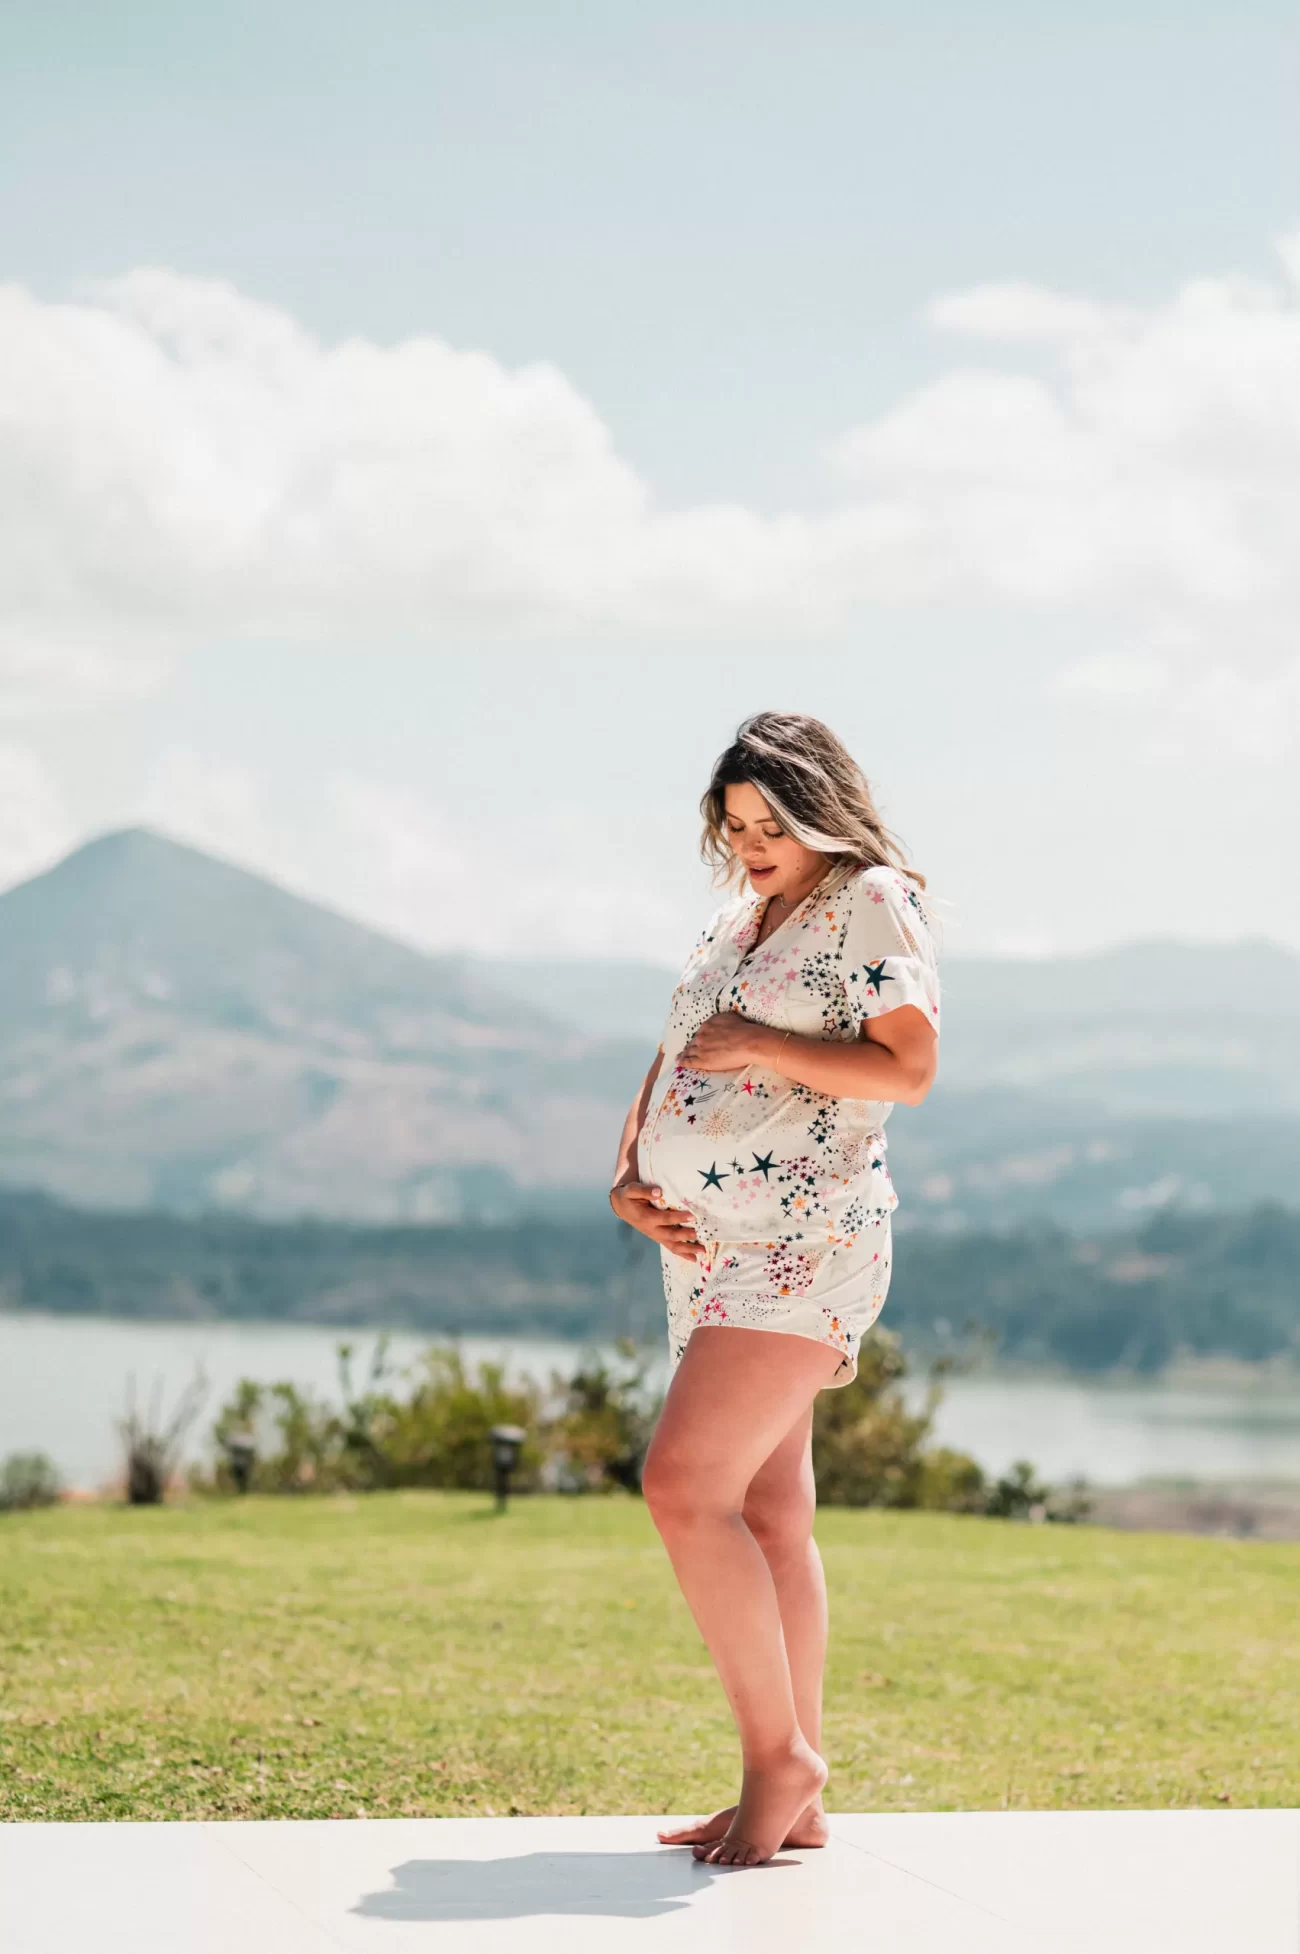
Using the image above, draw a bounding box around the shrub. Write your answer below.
[544,1341,660,1492]
[811,1328,1086,1515]
[195,1330,1067,1520]
[913,1445,989,1514]
[199,1342,543,1495]
[811,1327,974,1509]
[209,1377,357,1495]
[982,1460,1092,1523]
[0,1451,61,1512]
[378,1347,542,1491]
[119,1372,207,1504]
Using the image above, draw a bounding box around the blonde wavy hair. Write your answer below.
[700,712,926,891]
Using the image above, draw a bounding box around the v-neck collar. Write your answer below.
[737,862,850,965]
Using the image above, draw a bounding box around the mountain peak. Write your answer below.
[63,823,200,858]
[27,823,291,894]
[0,823,547,1045]
[0,826,623,1222]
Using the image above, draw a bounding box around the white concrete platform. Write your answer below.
[1,1811,1295,1954]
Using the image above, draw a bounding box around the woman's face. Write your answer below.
[723,781,825,902]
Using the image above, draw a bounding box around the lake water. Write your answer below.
[5,1311,1300,1492]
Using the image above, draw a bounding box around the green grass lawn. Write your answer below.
[2,1493,1297,1821]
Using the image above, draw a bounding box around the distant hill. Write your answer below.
[471,956,680,1046]
[477,939,1300,1117]
[0,829,645,1220]
[475,937,1300,1230]
[1,829,1297,1230]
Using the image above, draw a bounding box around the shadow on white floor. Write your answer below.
[352,1847,738,1920]
[2,1810,1295,1953]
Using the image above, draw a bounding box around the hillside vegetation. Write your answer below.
[1,1186,1297,1373]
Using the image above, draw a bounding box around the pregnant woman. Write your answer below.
[610,711,940,1868]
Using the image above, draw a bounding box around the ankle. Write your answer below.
[742,1733,819,1771]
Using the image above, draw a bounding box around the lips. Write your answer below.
[749,864,776,879]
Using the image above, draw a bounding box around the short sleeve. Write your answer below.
[838,868,941,1036]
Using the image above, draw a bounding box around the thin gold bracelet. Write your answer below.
[776,1031,792,1069]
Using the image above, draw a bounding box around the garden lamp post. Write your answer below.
[489,1424,526,1512]
[223,1431,257,1495]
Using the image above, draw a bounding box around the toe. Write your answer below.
[660,1806,733,1847]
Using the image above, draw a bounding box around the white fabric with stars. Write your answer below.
[637,862,940,1388]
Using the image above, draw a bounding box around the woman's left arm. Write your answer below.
[681,1007,938,1106]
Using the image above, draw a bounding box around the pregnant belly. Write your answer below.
[638,1066,894,1245]
[639,1074,809,1240]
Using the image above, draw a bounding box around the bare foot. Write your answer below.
[658,1798,828,1850]
[691,1740,828,1867]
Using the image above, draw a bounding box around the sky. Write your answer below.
[2,1,1298,963]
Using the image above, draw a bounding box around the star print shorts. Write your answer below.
[659,1214,893,1389]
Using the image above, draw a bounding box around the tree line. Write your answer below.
[0,1186,1296,1373]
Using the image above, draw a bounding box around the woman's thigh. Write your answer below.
[644,1327,840,1513]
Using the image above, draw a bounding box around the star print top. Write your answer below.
[637,862,941,1246]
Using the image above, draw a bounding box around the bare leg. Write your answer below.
[642,1327,838,1867]
[658,1409,829,1850]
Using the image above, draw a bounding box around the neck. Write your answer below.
[773,861,828,909]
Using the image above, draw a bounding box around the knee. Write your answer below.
[744,1484,815,1563]
[642,1442,725,1534]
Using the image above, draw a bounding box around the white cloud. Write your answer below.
[926,284,1114,342]
[134,746,286,872]
[330,776,686,959]
[126,751,691,957]
[2,237,1300,752]
[0,745,75,889]
[833,248,1300,613]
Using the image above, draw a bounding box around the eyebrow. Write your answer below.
[724,812,783,825]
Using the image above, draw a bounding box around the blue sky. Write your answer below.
[1,2,1298,959]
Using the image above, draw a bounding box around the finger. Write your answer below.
[657,1226,701,1252]
[637,1211,699,1246]
[618,1181,660,1205]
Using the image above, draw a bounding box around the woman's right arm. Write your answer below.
[609,1049,702,1261]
